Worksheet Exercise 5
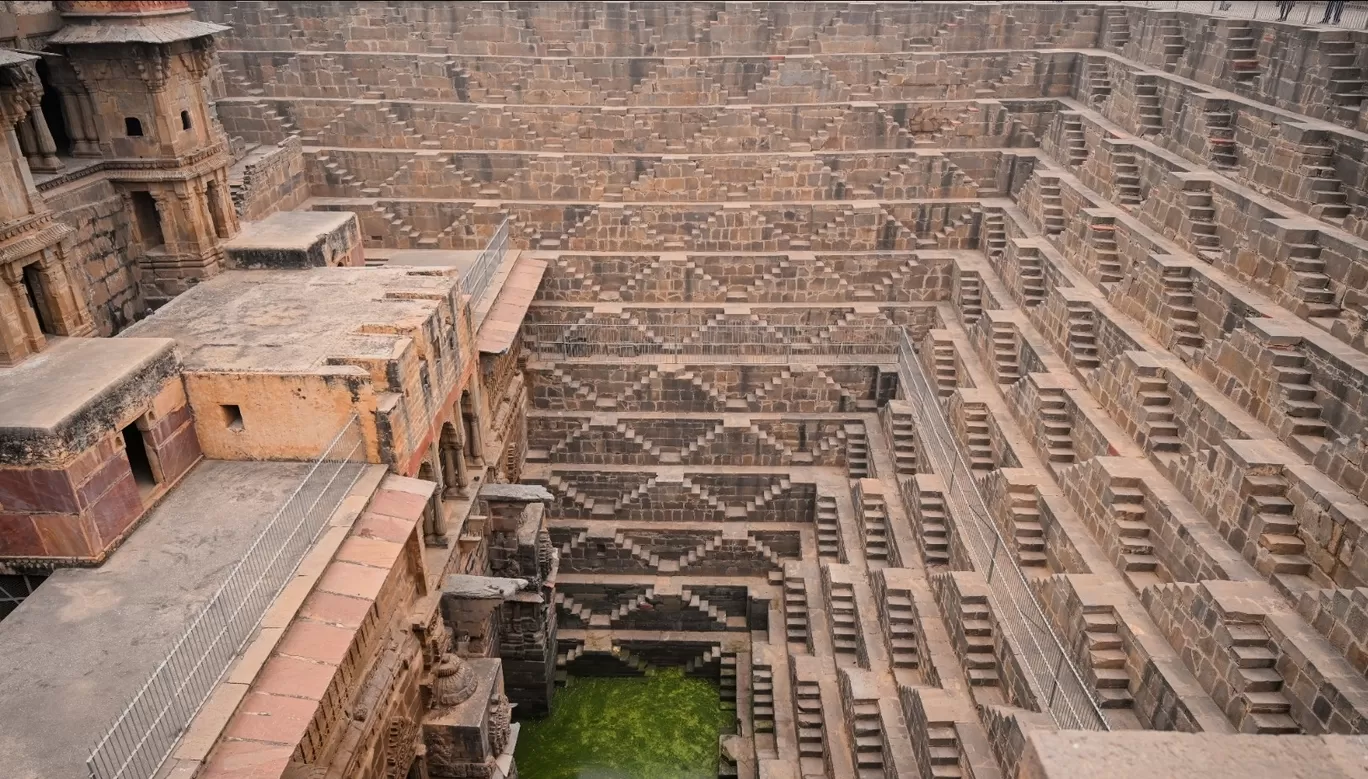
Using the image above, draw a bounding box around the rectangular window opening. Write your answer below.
[222,404,244,431]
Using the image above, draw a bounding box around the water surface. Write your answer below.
[516,669,729,779]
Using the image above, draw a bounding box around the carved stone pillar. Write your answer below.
[0,277,35,366]
[23,108,63,173]
[0,264,45,355]
[467,381,487,465]
[57,90,99,157]
[149,191,178,254]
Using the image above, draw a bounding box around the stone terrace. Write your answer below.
[201,2,1368,777]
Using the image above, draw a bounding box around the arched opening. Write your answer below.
[35,60,70,154]
[180,110,192,131]
[125,117,143,137]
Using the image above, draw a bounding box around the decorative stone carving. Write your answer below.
[430,653,478,710]
[383,715,418,779]
[0,61,42,129]
[487,694,512,756]
[536,530,555,580]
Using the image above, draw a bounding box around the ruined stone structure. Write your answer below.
[5,1,1368,779]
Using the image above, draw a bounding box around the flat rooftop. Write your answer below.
[223,211,354,253]
[0,337,175,433]
[0,459,314,779]
[120,267,458,372]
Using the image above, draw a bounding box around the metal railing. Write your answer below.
[464,217,510,307]
[86,415,369,779]
[522,322,904,363]
[1128,0,1368,28]
[896,330,1108,730]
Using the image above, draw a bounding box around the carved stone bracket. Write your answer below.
[0,60,43,129]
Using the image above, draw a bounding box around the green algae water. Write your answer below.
[516,669,729,779]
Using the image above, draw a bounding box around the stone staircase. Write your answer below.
[1321,34,1368,111]
[1105,8,1131,48]
[1158,15,1185,71]
[958,271,984,325]
[679,587,731,629]
[982,208,1007,259]
[1061,114,1087,166]
[1089,216,1123,285]
[610,587,658,625]
[1112,147,1143,206]
[753,659,775,733]
[858,490,890,563]
[1039,389,1075,467]
[828,579,860,656]
[784,566,810,646]
[1137,371,1182,456]
[846,423,871,479]
[1088,60,1114,107]
[884,589,920,669]
[963,405,996,473]
[991,321,1021,384]
[1161,265,1204,357]
[960,594,999,687]
[1204,101,1239,169]
[1019,246,1046,307]
[1008,484,1047,568]
[554,591,596,627]
[916,482,951,567]
[1083,608,1134,709]
[816,493,843,561]
[613,532,665,570]
[932,341,959,398]
[677,535,723,572]
[1270,346,1329,446]
[1244,473,1314,584]
[795,678,826,759]
[1066,301,1101,370]
[1109,480,1162,588]
[1184,185,1222,262]
[1134,74,1164,135]
[850,699,886,778]
[887,405,918,475]
[1227,622,1301,734]
[1037,179,1066,235]
[1225,21,1260,84]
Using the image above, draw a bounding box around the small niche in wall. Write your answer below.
[180,110,192,131]
[221,404,244,431]
[125,117,143,137]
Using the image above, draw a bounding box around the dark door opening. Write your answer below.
[35,60,70,154]
[130,191,165,249]
[20,264,54,335]
[121,422,157,492]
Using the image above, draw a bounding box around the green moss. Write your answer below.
[515,670,729,779]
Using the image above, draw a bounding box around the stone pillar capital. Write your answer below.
[0,61,43,130]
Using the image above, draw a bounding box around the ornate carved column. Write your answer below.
[467,380,488,465]
[0,264,45,354]
[149,191,179,254]
[57,89,100,157]
[24,107,64,173]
